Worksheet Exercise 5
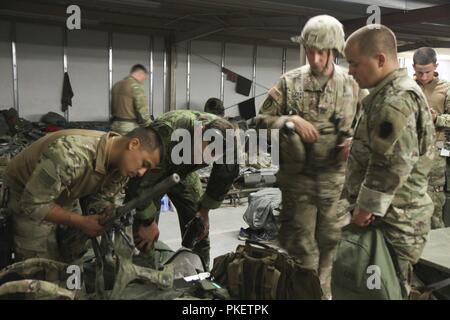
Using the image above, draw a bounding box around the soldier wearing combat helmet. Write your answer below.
[257,15,366,299]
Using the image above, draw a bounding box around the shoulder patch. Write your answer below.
[268,86,282,103]
[379,121,393,139]
[37,168,57,188]
[371,106,410,155]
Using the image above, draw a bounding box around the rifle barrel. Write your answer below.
[115,173,180,218]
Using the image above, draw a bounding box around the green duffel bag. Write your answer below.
[331,224,405,300]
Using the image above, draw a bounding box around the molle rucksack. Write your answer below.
[211,240,322,300]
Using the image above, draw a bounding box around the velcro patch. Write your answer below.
[379,121,393,139]
[37,168,57,188]
[371,107,409,155]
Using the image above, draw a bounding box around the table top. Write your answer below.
[419,228,450,274]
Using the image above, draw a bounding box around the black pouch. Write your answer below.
[0,208,13,269]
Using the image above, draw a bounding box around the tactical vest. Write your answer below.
[279,66,350,172]
[211,241,322,299]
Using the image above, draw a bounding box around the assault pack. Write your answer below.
[211,240,322,299]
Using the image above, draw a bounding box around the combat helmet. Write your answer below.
[291,15,345,54]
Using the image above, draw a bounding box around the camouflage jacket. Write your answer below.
[134,110,240,220]
[111,76,151,126]
[4,129,128,222]
[416,76,450,142]
[256,64,365,171]
[346,68,436,235]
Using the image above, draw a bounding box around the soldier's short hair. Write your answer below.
[126,127,162,155]
[346,25,398,60]
[130,64,149,74]
[413,47,437,65]
[204,98,225,117]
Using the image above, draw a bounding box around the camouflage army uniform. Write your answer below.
[256,64,362,295]
[416,75,450,229]
[346,69,436,291]
[3,129,128,263]
[127,110,239,268]
[111,76,152,135]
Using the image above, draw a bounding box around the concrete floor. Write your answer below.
[159,199,450,272]
[158,201,249,262]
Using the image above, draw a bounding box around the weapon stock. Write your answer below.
[181,215,204,249]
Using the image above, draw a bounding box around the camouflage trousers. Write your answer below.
[427,152,446,229]
[378,221,429,297]
[127,171,211,269]
[110,121,140,136]
[6,187,83,263]
[276,169,345,298]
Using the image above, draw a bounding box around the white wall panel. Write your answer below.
[0,21,14,109]
[175,41,187,110]
[438,61,450,81]
[255,46,283,114]
[112,33,150,111]
[0,20,13,110]
[223,43,253,117]
[190,40,221,112]
[16,23,63,121]
[3,20,310,122]
[285,47,300,72]
[152,36,165,117]
[67,30,108,121]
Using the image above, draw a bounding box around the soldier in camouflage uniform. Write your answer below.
[128,110,240,268]
[204,98,225,117]
[111,64,152,135]
[344,25,436,295]
[3,128,161,263]
[256,15,364,298]
[412,47,450,229]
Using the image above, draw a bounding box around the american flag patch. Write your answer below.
[268,87,282,103]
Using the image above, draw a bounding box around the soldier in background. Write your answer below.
[127,110,240,269]
[344,25,435,295]
[111,64,152,135]
[256,15,363,299]
[204,98,225,117]
[412,47,450,229]
[3,128,161,263]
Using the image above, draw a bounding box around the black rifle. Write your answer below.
[58,173,180,262]
[182,215,204,249]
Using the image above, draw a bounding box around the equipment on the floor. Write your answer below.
[59,174,180,263]
[0,183,12,269]
[211,240,322,299]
